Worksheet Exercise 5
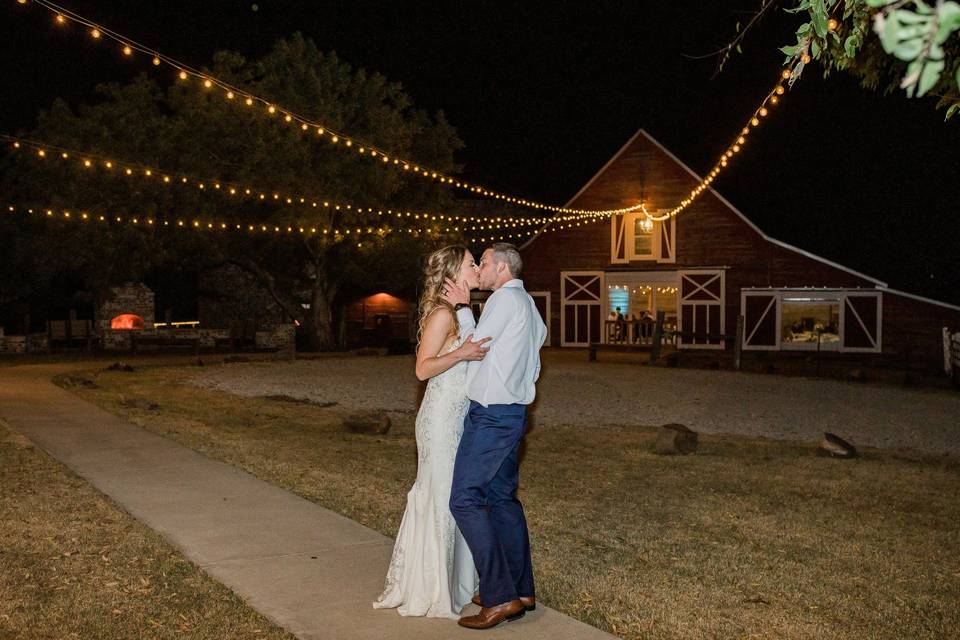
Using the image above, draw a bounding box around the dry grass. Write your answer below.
[0,418,295,640]
[58,363,960,640]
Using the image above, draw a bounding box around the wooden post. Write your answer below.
[734,315,744,371]
[651,310,665,362]
[944,327,952,376]
[22,313,30,354]
[164,308,174,333]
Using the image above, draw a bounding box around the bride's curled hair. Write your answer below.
[417,244,467,345]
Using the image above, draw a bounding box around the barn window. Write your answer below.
[780,295,841,351]
[632,217,654,257]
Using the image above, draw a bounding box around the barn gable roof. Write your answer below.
[522,128,960,312]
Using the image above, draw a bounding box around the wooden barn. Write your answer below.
[518,129,960,376]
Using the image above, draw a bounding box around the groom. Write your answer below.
[444,242,547,629]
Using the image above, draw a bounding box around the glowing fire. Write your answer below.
[111,314,145,330]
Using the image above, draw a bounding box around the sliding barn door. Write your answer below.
[561,272,604,347]
[741,291,780,350]
[841,292,882,353]
[678,270,725,349]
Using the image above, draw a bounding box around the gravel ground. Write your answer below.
[191,350,960,455]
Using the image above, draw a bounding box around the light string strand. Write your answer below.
[15,0,649,217]
[2,135,575,230]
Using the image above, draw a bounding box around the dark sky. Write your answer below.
[2,0,958,303]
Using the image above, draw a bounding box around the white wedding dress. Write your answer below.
[373,331,479,619]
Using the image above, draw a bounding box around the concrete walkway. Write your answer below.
[0,364,613,640]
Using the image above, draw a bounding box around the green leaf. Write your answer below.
[881,10,930,60]
[917,58,945,96]
[812,11,828,37]
[936,1,960,44]
[736,44,743,54]
[797,22,812,34]
[844,35,858,57]
[866,0,897,6]
[946,102,960,120]
[779,45,798,56]
[812,40,821,57]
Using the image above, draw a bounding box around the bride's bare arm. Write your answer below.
[415,309,490,381]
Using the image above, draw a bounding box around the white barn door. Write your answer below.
[678,270,725,349]
[561,271,604,347]
[529,291,551,346]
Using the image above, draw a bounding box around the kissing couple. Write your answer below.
[373,242,547,629]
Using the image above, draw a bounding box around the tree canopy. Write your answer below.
[0,33,465,348]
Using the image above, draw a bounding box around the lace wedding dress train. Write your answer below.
[373,336,478,619]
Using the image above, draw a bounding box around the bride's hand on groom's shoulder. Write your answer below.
[456,333,491,361]
[442,278,470,306]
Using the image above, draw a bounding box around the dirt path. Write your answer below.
[192,350,960,455]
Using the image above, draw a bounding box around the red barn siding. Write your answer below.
[519,129,960,373]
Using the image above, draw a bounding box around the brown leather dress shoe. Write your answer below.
[458,599,525,629]
[471,594,536,611]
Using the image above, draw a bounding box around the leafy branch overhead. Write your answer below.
[781,0,960,118]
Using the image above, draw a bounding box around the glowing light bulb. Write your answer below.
[226,91,234,99]
[91,28,101,39]
[781,69,792,80]
[751,117,760,126]
[56,14,66,24]
[801,54,811,64]
[152,56,161,66]
[759,107,768,117]
[776,86,785,95]
[827,18,838,31]
[267,105,276,114]
[203,79,212,89]
[179,70,188,81]
[123,45,132,56]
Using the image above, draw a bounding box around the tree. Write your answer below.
[2,33,464,349]
[716,1,960,118]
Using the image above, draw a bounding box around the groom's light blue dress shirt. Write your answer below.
[455,279,547,407]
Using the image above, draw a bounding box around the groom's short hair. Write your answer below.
[489,242,522,278]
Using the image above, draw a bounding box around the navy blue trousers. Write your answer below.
[450,401,534,608]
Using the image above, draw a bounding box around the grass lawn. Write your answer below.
[54,362,960,640]
[0,418,295,640]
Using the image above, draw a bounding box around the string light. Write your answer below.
[3,201,549,243]
[2,134,597,228]
[636,63,801,224]
[13,0,656,218]
[15,1,801,234]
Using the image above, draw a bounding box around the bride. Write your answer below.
[373,244,488,619]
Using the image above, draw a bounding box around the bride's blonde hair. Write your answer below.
[417,244,467,345]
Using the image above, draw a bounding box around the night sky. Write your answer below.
[2,1,958,303]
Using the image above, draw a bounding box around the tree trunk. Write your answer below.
[228,258,340,352]
[303,289,336,351]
